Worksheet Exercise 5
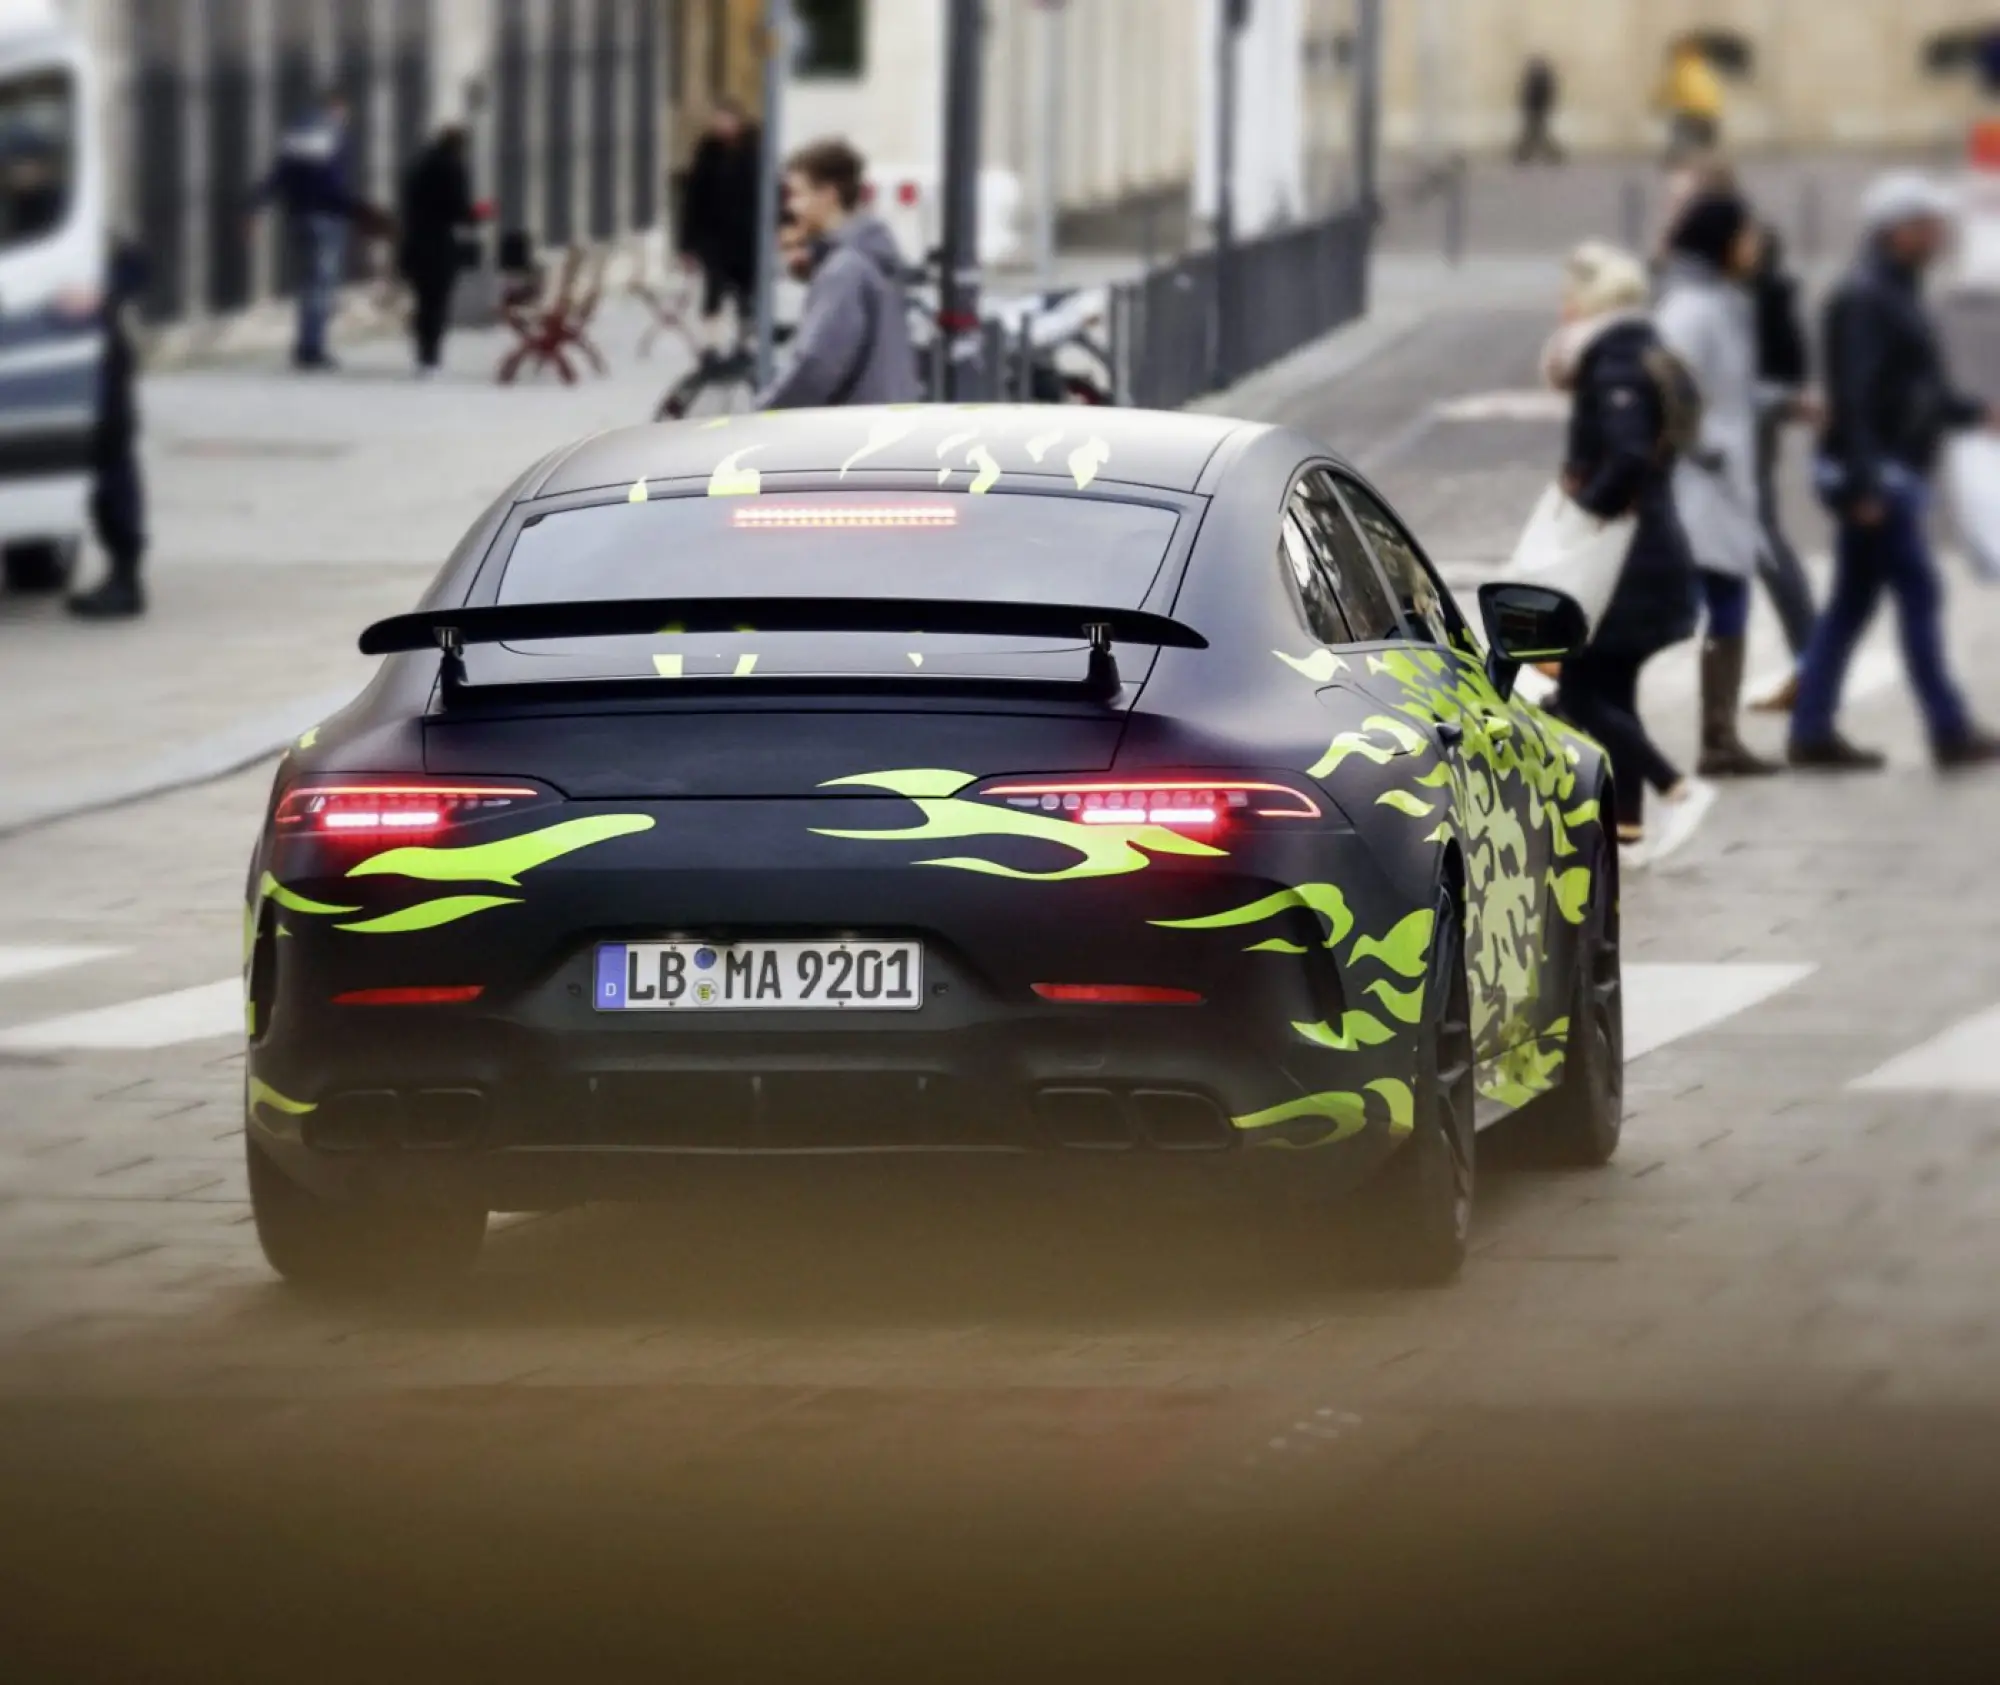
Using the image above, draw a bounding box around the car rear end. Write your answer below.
[246,483,1413,1208]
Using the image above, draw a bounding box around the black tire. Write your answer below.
[1361,888,1476,1286]
[4,540,74,594]
[1522,834,1624,1167]
[246,1132,486,1293]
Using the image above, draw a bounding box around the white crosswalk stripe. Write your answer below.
[0,979,241,1052]
[0,945,123,986]
[1849,1004,2000,1094]
[1623,963,1817,1062]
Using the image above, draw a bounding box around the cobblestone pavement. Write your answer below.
[3,284,2000,1677]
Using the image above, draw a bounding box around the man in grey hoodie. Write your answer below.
[756,138,921,409]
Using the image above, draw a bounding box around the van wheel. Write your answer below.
[247,1133,487,1293]
[4,541,74,594]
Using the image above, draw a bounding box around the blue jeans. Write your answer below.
[1699,569,1751,640]
[294,214,347,365]
[1792,463,1971,748]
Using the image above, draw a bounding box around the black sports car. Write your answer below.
[243,406,1622,1289]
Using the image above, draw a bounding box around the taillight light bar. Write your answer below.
[274,782,542,838]
[977,778,1320,830]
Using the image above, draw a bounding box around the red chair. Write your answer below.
[497,246,609,385]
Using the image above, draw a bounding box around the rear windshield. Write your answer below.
[483,490,1181,683]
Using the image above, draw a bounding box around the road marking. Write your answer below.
[0,945,122,986]
[1434,389,1569,422]
[0,979,241,1052]
[1624,963,1817,1062]
[1849,1003,2000,1093]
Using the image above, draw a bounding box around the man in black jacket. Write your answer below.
[397,125,478,375]
[1790,175,2000,770]
[676,100,761,332]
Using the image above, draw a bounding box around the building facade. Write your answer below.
[1382,0,2000,157]
[57,0,677,327]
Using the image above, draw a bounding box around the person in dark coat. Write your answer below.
[677,99,761,329]
[397,125,478,376]
[1543,243,1707,858]
[1514,56,1563,166]
[1790,173,2000,770]
[69,242,151,620]
[246,91,358,371]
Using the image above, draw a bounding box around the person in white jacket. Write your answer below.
[1654,190,1784,778]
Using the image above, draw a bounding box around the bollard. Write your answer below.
[1444,157,1466,267]
[1620,176,1646,254]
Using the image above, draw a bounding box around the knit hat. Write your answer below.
[1668,192,1750,270]
[1860,171,1957,236]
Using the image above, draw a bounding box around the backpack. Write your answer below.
[1640,340,1704,464]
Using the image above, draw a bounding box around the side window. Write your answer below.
[1297,470,1401,642]
[1280,504,1352,646]
[1337,476,1460,647]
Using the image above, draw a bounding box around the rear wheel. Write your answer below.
[1361,888,1476,1285]
[246,1132,486,1294]
[1522,833,1624,1167]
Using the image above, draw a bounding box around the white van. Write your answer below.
[0,0,105,593]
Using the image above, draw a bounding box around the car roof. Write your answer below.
[532,405,1269,499]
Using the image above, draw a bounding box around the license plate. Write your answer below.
[594,941,924,1012]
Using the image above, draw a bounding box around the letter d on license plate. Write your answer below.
[595,941,924,1011]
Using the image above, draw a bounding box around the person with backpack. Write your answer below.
[1544,242,1710,863]
[755,138,919,409]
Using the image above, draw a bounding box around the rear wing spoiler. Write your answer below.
[359,597,1208,701]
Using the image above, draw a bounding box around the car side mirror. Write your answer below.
[1476,582,1589,700]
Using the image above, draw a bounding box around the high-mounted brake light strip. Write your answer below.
[730,504,959,529]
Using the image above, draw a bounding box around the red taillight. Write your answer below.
[977,778,1320,830]
[332,986,485,1007]
[274,783,541,838]
[1032,984,1206,1005]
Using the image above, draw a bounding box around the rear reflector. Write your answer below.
[1032,984,1205,1005]
[333,986,486,1007]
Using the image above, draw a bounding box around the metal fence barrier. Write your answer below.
[1112,205,1371,411]
[944,202,1371,412]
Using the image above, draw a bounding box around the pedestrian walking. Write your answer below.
[1514,56,1564,166]
[1655,191,1781,777]
[677,99,762,342]
[755,139,920,410]
[246,90,360,371]
[1544,242,1711,862]
[67,242,150,621]
[397,124,479,377]
[1746,225,1822,711]
[1789,174,2000,770]
[1655,36,1724,160]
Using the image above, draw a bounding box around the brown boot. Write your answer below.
[1748,669,1799,714]
[1697,636,1781,777]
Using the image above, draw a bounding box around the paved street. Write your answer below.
[3,266,2000,1678]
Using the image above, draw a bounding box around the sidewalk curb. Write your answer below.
[0,687,355,841]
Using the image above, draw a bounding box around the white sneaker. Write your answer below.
[1618,839,1651,873]
[1648,777,1718,866]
